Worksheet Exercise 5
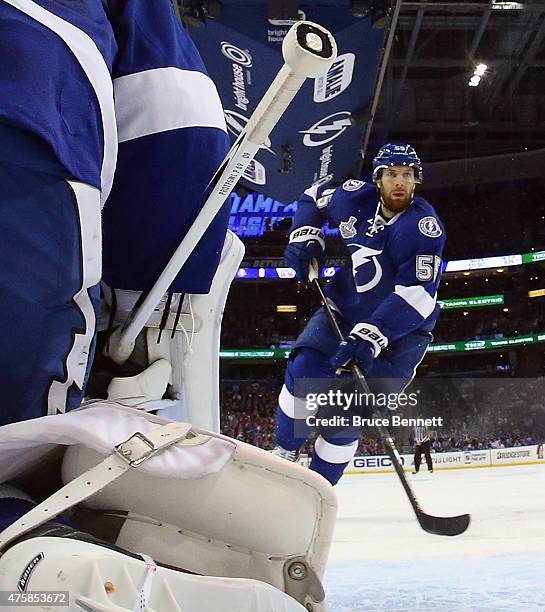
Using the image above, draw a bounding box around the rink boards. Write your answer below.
[342,444,545,474]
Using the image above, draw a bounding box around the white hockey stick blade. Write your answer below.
[109,21,337,363]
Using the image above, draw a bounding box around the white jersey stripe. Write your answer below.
[278,384,295,418]
[114,67,227,143]
[3,0,117,205]
[47,181,101,414]
[394,284,437,318]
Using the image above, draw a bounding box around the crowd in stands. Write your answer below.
[433,298,545,343]
[425,180,545,261]
[221,282,316,348]
[411,377,545,439]
[429,434,539,452]
[220,384,277,449]
[220,379,545,455]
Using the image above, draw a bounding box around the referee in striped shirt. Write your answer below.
[412,425,433,474]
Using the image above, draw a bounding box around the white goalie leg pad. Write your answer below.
[0,537,307,612]
[61,429,337,611]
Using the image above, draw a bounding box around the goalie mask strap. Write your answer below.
[0,422,192,555]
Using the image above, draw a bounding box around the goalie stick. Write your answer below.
[108,21,338,364]
[309,262,470,537]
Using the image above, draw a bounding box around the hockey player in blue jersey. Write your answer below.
[272,144,446,485]
[0,0,229,426]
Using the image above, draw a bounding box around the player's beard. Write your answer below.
[380,189,414,214]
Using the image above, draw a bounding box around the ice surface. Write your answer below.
[325,465,545,611]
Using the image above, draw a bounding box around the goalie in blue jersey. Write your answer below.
[0,0,229,426]
[272,144,446,485]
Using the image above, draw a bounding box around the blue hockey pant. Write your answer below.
[276,307,430,485]
[0,161,100,425]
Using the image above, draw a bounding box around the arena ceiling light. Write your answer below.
[277,305,297,313]
[469,63,488,87]
[491,1,524,9]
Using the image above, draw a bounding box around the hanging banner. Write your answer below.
[190,1,384,202]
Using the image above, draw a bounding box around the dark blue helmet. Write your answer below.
[372,143,423,183]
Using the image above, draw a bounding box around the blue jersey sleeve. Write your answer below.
[288,183,337,244]
[365,215,446,345]
[102,0,229,294]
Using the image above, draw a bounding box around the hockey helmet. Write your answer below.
[372,143,423,183]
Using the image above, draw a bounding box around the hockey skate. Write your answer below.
[271,445,300,462]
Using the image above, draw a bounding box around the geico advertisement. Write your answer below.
[348,453,466,472]
[350,455,407,471]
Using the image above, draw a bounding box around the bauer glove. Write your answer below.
[284,226,325,282]
[330,323,388,376]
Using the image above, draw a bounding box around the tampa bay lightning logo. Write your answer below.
[342,179,364,192]
[348,244,383,293]
[418,216,442,238]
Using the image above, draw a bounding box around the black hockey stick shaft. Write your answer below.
[311,274,470,536]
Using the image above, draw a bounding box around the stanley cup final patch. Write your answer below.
[339,216,358,239]
[418,216,442,238]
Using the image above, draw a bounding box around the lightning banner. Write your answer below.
[189,1,383,202]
